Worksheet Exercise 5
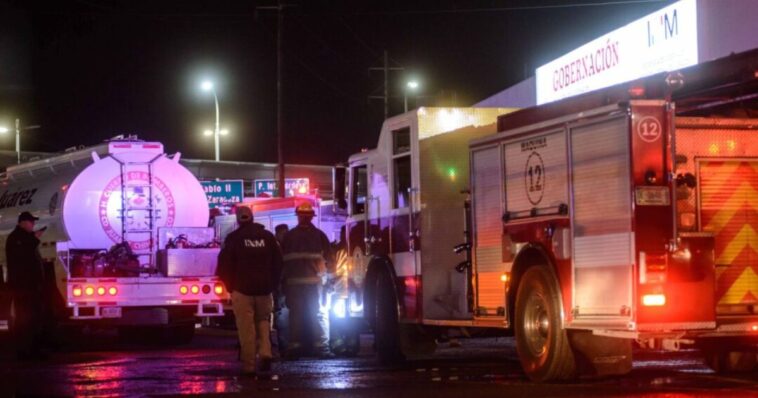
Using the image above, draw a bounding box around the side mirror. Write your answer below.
[333,165,348,210]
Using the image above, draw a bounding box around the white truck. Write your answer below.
[0,138,227,341]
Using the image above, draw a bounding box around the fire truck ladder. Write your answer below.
[118,156,161,271]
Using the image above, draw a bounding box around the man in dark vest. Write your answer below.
[217,206,282,376]
[6,211,48,360]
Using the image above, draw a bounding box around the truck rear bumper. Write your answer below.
[68,301,225,321]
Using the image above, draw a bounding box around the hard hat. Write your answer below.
[295,202,315,216]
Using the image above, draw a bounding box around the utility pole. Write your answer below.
[369,50,404,120]
[258,1,294,198]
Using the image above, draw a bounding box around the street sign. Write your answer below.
[201,180,244,208]
[254,178,310,197]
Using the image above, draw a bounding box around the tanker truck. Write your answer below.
[0,137,227,342]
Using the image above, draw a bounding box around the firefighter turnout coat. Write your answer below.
[281,222,334,286]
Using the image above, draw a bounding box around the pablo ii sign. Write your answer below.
[535,0,698,105]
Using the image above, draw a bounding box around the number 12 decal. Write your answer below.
[525,151,545,205]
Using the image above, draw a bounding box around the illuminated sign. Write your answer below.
[201,180,244,209]
[535,0,698,105]
[254,178,310,197]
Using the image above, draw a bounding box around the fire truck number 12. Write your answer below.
[526,152,545,205]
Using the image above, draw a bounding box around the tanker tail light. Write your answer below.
[214,283,224,295]
[642,294,666,307]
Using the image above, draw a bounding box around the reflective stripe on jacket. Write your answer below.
[281,222,334,286]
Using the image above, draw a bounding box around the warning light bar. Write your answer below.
[642,294,666,306]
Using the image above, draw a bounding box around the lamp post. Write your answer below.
[201,81,222,161]
[404,80,419,112]
[0,119,41,164]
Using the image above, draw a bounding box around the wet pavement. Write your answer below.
[1,327,757,397]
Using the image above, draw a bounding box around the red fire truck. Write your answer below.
[338,49,758,381]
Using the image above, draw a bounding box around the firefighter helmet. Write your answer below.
[295,202,315,216]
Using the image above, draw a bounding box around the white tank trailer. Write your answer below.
[0,138,227,339]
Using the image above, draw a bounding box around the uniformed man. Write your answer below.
[281,202,335,359]
[6,211,48,360]
[216,206,282,376]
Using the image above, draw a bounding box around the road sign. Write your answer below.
[254,178,310,197]
[201,180,244,208]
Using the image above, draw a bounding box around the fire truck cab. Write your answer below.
[341,49,758,381]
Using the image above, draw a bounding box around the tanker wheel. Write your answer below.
[514,266,576,382]
[703,347,757,373]
[374,270,404,364]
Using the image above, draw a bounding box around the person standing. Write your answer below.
[281,203,335,359]
[217,206,282,376]
[6,211,47,360]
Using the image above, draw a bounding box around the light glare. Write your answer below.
[0,127,8,134]
[642,294,666,306]
[201,81,214,91]
[203,130,213,136]
[407,81,419,89]
[219,129,229,136]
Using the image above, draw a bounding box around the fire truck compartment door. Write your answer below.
[570,116,634,319]
[471,145,505,316]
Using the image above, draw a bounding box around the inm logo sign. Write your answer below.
[647,7,679,47]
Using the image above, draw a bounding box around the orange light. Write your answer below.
[180,285,189,295]
[298,186,307,194]
[108,287,118,296]
[500,273,509,283]
[214,284,224,295]
[72,286,82,297]
[642,294,666,306]
[84,286,95,296]
[752,324,758,332]
[190,285,200,294]
[97,287,106,296]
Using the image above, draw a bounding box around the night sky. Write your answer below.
[0,0,674,166]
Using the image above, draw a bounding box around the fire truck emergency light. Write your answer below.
[642,294,666,306]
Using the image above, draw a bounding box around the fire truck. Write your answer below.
[0,138,228,342]
[338,49,758,381]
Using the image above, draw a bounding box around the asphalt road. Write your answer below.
[1,327,757,398]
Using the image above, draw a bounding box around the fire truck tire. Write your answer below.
[374,270,404,364]
[514,266,576,382]
[703,349,757,373]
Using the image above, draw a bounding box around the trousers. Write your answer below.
[285,283,328,353]
[231,291,273,372]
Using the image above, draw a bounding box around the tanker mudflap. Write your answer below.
[569,330,633,377]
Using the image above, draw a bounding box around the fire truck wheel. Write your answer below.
[703,348,757,373]
[514,266,576,382]
[374,270,404,364]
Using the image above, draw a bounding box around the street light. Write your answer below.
[0,119,41,164]
[404,80,419,112]
[200,80,222,161]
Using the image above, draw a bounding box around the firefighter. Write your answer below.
[281,202,335,359]
[6,211,48,360]
[216,206,283,376]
